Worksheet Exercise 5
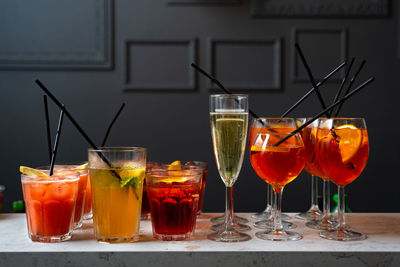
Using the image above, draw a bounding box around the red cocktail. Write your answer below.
[146,169,202,241]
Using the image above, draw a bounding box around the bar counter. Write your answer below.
[1,213,399,266]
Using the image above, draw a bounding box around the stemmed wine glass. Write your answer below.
[316,118,369,241]
[296,118,323,221]
[207,94,251,242]
[305,118,338,230]
[250,132,306,241]
[249,118,297,228]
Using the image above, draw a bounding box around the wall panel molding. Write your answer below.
[167,0,240,5]
[291,28,347,83]
[251,0,389,17]
[207,38,282,91]
[0,0,113,70]
[124,39,197,91]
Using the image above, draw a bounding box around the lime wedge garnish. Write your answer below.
[118,168,146,188]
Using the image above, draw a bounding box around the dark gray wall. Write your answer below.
[0,0,399,213]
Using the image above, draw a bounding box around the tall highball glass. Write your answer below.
[207,94,250,242]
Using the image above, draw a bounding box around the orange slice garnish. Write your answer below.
[335,124,362,163]
[168,160,182,170]
[251,145,290,153]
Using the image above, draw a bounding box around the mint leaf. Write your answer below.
[120,176,142,188]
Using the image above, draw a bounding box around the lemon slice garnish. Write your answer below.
[335,124,362,163]
[74,162,88,170]
[168,160,182,170]
[19,166,48,178]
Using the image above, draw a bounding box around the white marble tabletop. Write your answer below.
[1,213,400,253]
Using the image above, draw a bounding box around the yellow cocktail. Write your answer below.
[89,147,146,243]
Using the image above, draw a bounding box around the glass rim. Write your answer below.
[148,168,204,174]
[21,172,80,181]
[210,94,248,98]
[88,147,146,152]
[317,117,366,120]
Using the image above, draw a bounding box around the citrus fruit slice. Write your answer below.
[19,166,48,178]
[119,167,146,188]
[250,145,290,153]
[168,160,182,170]
[335,124,362,163]
[74,163,88,170]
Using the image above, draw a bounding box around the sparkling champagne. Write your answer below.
[210,110,248,187]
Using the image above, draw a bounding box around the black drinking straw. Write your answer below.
[273,77,375,147]
[49,107,65,176]
[334,60,366,117]
[295,43,330,117]
[43,95,52,162]
[101,103,126,147]
[280,61,346,118]
[35,80,121,180]
[191,63,260,119]
[329,58,355,116]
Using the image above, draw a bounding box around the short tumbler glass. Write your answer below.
[22,172,80,242]
[146,168,202,241]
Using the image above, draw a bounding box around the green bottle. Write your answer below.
[12,200,25,213]
[331,194,351,213]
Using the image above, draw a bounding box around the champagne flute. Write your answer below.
[208,94,251,242]
[250,132,306,241]
[316,118,369,241]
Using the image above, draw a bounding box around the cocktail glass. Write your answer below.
[142,162,160,220]
[88,147,146,243]
[249,118,297,229]
[146,168,202,241]
[208,94,250,242]
[316,118,369,241]
[250,132,306,241]
[185,161,208,215]
[295,118,323,221]
[83,177,92,220]
[304,119,338,230]
[37,164,88,229]
[21,171,80,242]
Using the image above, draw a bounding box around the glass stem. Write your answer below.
[337,186,346,229]
[224,186,234,232]
[322,179,330,219]
[310,175,319,209]
[263,184,272,212]
[273,188,284,232]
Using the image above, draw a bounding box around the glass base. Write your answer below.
[306,217,338,231]
[95,234,140,243]
[296,208,323,221]
[254,220,296,230]
[29,231,72,243]
[207,230,251,242]
[281,213,292,220]
[154,232,192,241]
[255,230,302,241]
[320,228,366,241]
[211,222,251,232]
[251,207,272,220]
[211,215,249,224]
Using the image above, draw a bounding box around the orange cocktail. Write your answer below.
[21,171,79,242]
[38,164,88,228]
[316,118,369,241]
[250,132,305,241]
